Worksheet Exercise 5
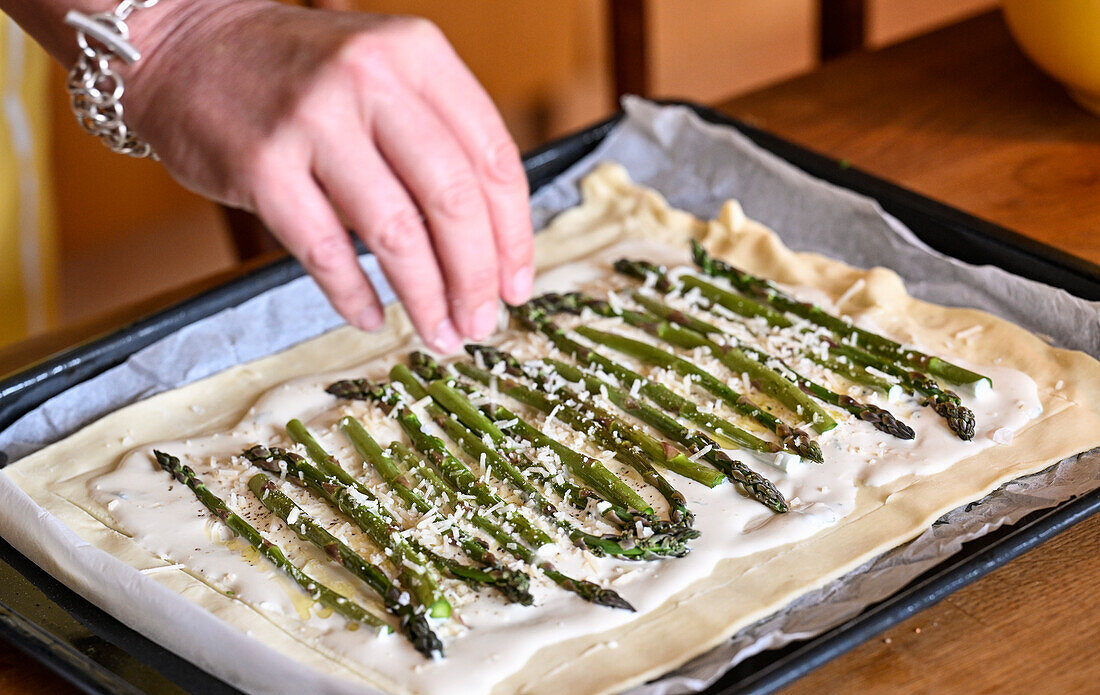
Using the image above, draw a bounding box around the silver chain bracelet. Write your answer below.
[64,0,164,159]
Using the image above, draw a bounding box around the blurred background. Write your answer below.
[16,0,999,348]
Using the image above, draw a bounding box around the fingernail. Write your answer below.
[355,307,383,331]
[509,265,534,303]
[469,300,499,340]
[431,317,462,353]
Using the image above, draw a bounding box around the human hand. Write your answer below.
[125,0,534,352]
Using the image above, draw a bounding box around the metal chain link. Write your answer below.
[65,0,163,159]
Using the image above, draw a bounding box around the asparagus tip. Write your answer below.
[859,404,916,440]
[399,611,445,660]
[326,378,384,402]
[689,238,708,268]
[577,579,635,612]
[930,397,976,441]
[409,351,446,381]
[465,344,522,373]
[493,568,535,606]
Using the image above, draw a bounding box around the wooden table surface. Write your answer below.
[2,10,1099,695]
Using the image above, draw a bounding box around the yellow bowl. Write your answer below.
[1003,0,1100,115]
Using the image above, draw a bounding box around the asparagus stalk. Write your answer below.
[488,400,654,517]
[243,442,452,619]
[384,441,634,612]
[403,357,702,545]
[631,282,922,436]
[620,252,979,438]
[515,298,821,460]
[338,417,535,605]
[548,291,837,434]
[291,420,545,605]
[284,421,458,615]
[689,240,991,389]
[385,440,533,556]
[340,414,507,561]
[574,325,824,463]
[507,307,784,459]
[320,388,552,550]
[391,368,692,560]
[465,345,786,514]
[828,342,975,440]
[625,291,914,440]
[541,359,790,511]
[809,353,899,393]
[612,258,790,327]
[394,359,656,520]
[329,376,647,523]
[463,345,723,488]
[635,247,971,438]
[152,450,391,633]
[453,359,696,528]
[247,473,443,658]
[324,381,639,611]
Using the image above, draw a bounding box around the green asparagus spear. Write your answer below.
[385,442,634,612]
[574,325,824,463]
[463,345,723,487]
[245,440,451,619]
[328,379,642,611]
[453,360,695,528]
[399,374,620,521]
[828,342,975,440]
[385,440,535,556]
[620,250,981,437]
[324,389,553,550]
[463,344,787,514]
[329,376,645,522]
[395,359,656,519]
[247,473,443,657]
[636,247,970,439]
[808,353,899,393]
[547,291,837,434]
[542,358,787,511]
[507,308,784,459]
[396,371,692,560]
[152,450,391,633]
[338,417,534,605]
[689,240,991,388]
[612,258,790,327]
[623,291,914,440]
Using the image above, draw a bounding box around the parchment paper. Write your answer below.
[1,97,1097,694]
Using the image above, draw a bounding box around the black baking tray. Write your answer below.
[1,101,1098,695]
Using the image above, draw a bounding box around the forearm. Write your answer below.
[0,0,228,69]
[6,1,131,64]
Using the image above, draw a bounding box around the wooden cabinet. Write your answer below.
[640,0,819,102]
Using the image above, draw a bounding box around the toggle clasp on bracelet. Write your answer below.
[64,9,142,63]
[64,0,163,159]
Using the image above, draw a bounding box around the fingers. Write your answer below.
[372,95,503,342]
[252,165,384,332]
[409,37,535,306]
[312,133,462,353]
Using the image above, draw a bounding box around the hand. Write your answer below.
[125,0,534,352]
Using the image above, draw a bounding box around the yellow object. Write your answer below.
[1003,0,1100,115]
[0,18,57,346]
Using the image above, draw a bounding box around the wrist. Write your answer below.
[120,0,272,125]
